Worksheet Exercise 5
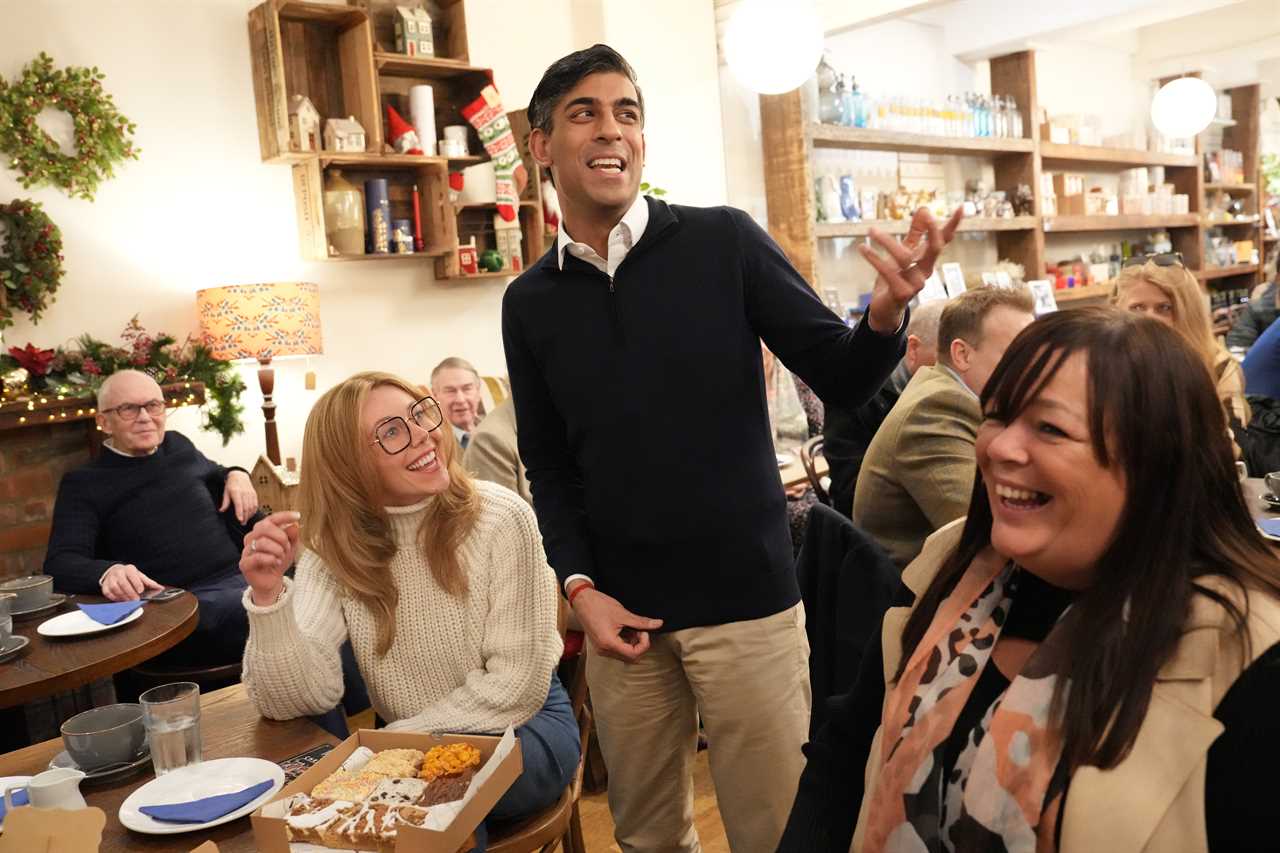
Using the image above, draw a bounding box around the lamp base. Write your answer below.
[258,357,282,467]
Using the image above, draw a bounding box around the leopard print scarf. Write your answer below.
[862,547,1073,853]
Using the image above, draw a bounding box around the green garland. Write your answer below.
[0,198,64,329]
[1,317,245,445]
[0,53,139,201]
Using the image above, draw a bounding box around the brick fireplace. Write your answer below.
[0,421,92,580]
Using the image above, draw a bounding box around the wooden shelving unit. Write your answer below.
[1197,263,1259,281]
[248,0,540,278]
[1198,83,1265,289]
[759,48,1267,305]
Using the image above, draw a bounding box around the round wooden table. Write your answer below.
[0,592,199,710]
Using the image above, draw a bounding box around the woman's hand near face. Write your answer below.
[239,511,301,606]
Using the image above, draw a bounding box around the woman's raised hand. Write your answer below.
[239,511,301,606]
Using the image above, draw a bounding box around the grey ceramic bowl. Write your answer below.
[0,575,53,611]
[60,703,146,770]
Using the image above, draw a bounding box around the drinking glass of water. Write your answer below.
[139,682,202,776]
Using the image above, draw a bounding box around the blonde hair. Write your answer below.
[298,371,481,656]
[1112,262,1224,378]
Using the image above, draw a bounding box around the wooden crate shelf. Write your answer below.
[809,124,1035,157]
[1205,183,1256,193]
[1044,214,1201,233]
[815,216,1037,238]
[1039,141,1197,170]
[1055,283,1114,303]
[373,51,489,79]
[1196,264,1260,281]
[317,152,482,168]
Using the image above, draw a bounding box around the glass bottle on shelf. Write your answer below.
[849,77,865,128]
[814,55,841,125]
[834,75,851,127]
[1009,97,1023,138]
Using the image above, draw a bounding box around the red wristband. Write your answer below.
[567,581,595,608]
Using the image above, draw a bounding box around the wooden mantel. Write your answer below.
[0,382,206,432]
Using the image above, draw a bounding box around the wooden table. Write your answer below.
[780,455,828,491]
[0,683,338,852]
[0,593,199,710]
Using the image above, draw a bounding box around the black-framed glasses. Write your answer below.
[369,396,443,455]
[101,400,165,421]
[1122,252,1184,269]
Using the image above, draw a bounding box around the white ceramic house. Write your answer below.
[288,94,320,152]
[323,115,366,153]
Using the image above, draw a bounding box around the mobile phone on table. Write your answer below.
[144,587,185,603]
[280,743,336,781]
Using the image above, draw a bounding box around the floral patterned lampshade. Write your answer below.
[195,282,322,361]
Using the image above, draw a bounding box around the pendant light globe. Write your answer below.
[725,0,823,95]
[1150,77,1217,139]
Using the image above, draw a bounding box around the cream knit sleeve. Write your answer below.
[385,489,562,734]
[241,548,349,720]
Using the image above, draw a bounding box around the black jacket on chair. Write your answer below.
[795,503,903,738]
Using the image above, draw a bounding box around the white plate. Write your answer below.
[0,775,33,832]
[118,757,284,835]
[37,606,144,638]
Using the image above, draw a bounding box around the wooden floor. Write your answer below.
[578,750,730,852]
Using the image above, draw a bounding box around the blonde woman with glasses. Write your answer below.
[237,371,577,830]
[1112,254,1249,427]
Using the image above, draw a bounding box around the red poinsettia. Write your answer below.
[8,343,56,376]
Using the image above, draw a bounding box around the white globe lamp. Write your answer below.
[725,0,823,95]
[1150,77,1217,139]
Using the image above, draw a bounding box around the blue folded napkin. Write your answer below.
[0,788,28,823]
[139,779,273,824]
[77,600,144,625]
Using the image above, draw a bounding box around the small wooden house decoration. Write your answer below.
[394,5,434,57]
[288,94,321,152]
[324,115,366,153]
[250,454,300,516]
[493,212,523,272]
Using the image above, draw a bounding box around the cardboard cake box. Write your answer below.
[251,728,523,853]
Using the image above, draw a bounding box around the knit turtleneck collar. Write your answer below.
[384,497,432,543]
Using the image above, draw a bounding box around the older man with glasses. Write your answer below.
[43,369,262,666]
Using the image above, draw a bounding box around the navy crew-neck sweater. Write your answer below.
[44,431,244,593]
[501,197,904,631]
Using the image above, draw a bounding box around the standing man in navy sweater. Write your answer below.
[503,45,960,852]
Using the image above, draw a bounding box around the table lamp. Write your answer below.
[196,282,322,466]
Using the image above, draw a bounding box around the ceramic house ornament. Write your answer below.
[394,5,434,57]
[287,94,320,152]
[323,115,366,153]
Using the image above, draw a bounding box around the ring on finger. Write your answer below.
[250,539,258,553]
[899,261,920,275]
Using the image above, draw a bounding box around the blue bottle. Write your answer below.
[839,176,860,221]
[364,178,391,254]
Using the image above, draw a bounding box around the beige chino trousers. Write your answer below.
[585,602,811,853]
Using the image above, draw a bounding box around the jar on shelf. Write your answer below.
[323,169,366,256]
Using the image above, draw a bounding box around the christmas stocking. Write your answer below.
[461,85,527,221]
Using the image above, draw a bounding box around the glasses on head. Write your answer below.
[370,396,443,455]
[1121,252,1184,269]
[102,400,165,421]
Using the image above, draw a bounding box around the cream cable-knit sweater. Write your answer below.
[241,481,562,734]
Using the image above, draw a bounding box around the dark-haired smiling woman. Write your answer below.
[779,307,1280,853]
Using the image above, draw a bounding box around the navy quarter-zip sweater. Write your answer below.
[501,198,905,631]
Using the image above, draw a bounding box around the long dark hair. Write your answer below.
[897,306,1280,773]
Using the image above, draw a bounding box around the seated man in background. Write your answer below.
[854,286,1034,567]
[44,369,259,665]
[822,298,946,518]
[464,397,532,504]
[430,357,486,450]
[1226,275,1278,352]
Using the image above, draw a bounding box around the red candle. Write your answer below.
[412,183,425,252]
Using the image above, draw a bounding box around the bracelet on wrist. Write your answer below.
[567,581,595,608]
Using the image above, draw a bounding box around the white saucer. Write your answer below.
[0,775,33,832]
[37,606,143,638]
[118,757,284,835]
[0,636,29,664]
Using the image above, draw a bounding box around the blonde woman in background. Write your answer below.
[237,371,578,833]
[1113,254,1250,426]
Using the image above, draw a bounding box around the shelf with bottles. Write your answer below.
[816,216,1037,238]
[1043,214,1200,233]
[1038,142,1197,170]
[1054,282,1114,303]
[809,125,1034,157]
[808,56,1027,142]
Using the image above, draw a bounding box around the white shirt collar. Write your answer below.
[940,364,980,401]
[103,437,160,457]
[556,194,650,278]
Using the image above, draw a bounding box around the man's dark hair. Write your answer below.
[527,44,644,134]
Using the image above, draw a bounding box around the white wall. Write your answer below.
[0,0,725,469]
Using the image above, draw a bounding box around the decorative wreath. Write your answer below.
[0,199,64,329]
[0,53,138,201]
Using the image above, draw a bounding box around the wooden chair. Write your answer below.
[800,435,830,504]
[487,601,590,853]
[124,661,242,699]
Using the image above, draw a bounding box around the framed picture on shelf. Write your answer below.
[1029,280,1059,315]
[941,262,966,298]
